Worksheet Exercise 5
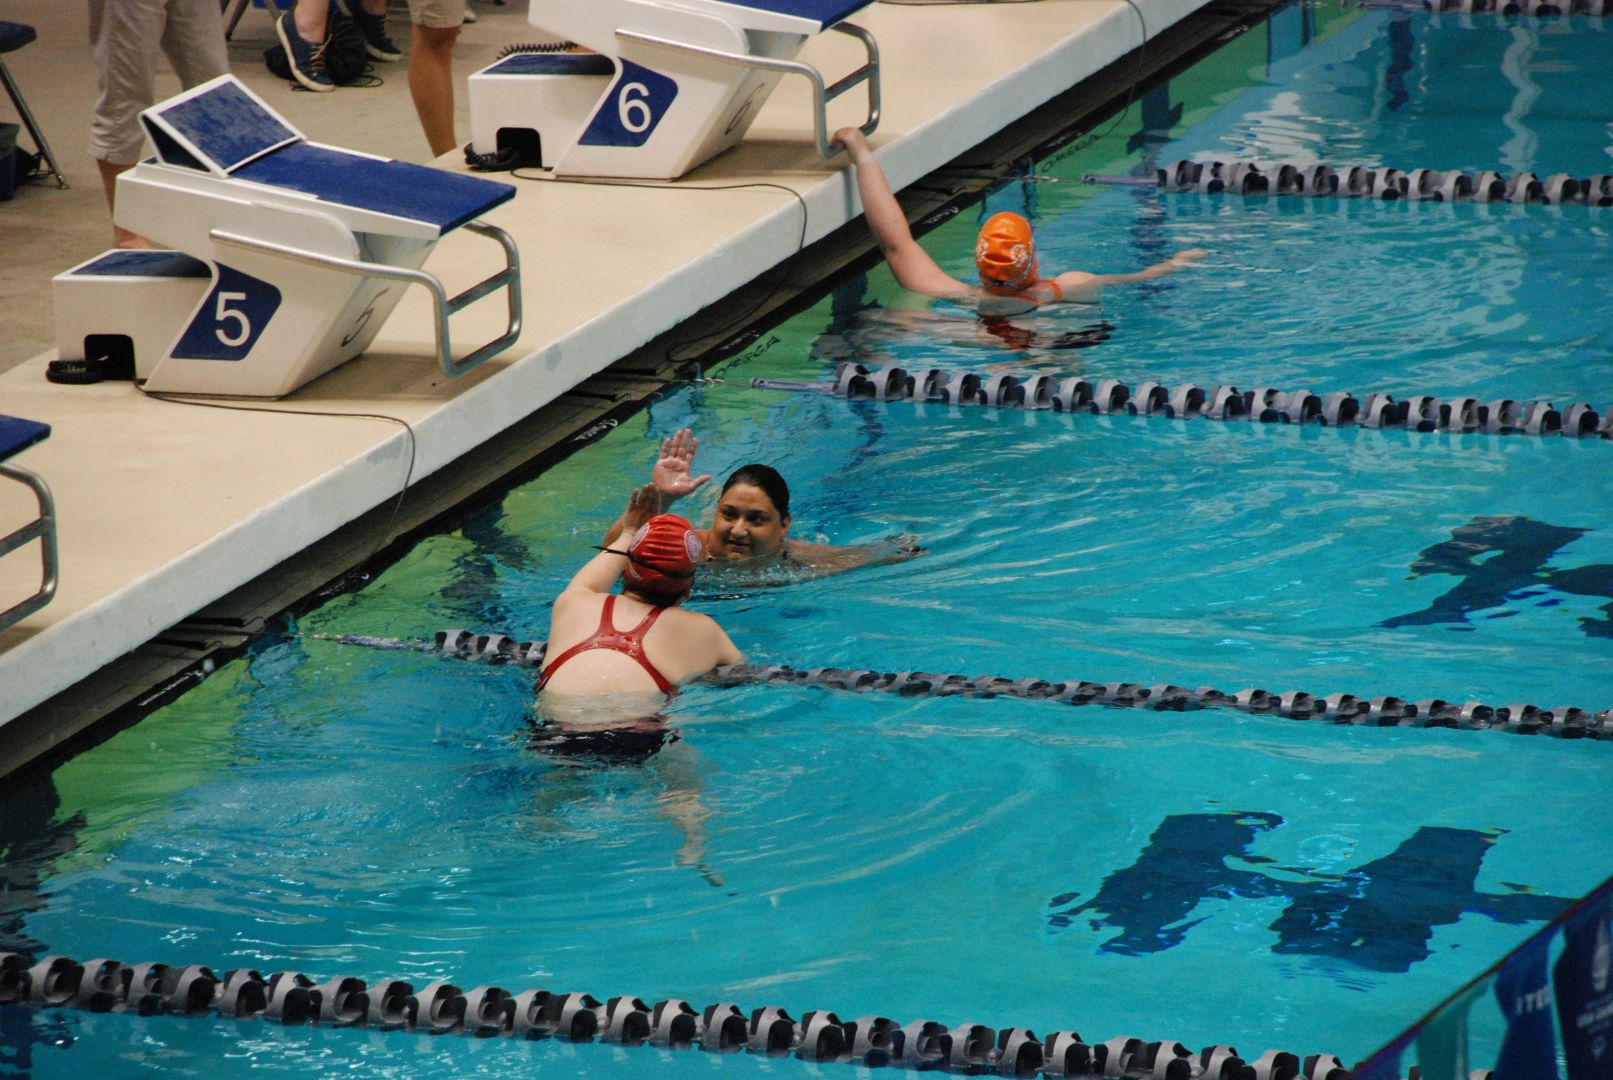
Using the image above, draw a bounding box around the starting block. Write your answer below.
[467,0,881,179]
[53,250,211,381]
[0,414,57,634]
[56,75,522,398]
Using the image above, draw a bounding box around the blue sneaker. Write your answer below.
[277,10,335,92]
[342,0,403,62]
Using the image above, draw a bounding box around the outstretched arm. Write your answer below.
[834,127,973,299]
[572,485,659,596]
[1054,248,1207,296]
[602,429,713,548]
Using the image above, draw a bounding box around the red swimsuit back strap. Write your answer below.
[536,594,677,694]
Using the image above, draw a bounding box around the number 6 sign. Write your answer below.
[579,61,678,148]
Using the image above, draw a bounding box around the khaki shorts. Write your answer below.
[407,0,464,30]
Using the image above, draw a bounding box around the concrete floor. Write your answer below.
[0,0,524,375]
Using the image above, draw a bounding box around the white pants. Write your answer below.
[89,0,228,164]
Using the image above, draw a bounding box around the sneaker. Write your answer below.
[342,0,403,61]
[276,10,335,91]
[462,2,478,22]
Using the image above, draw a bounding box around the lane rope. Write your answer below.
[0,951,1357,1079]
[748,364,1613,443]
[319,631,1613,741]
[1084,159,1613,204]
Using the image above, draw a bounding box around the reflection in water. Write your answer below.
[0,777,87,1070]
[811,303,1113,374]
[1049,812,1572,975]
[527,699,724,888]
[1379,515,1613,637]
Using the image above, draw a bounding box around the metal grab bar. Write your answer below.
[208,219,523,379]
[616,20,880,158]
[0,463,59,633]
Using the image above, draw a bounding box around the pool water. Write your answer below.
[5,4,1613,1076]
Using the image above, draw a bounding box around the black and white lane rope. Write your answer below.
[1360,0,1611,16]
[1085,159,1613,204]
[0,951,1357,1079]
[321,630,1613,741]
[750,364,1613,443]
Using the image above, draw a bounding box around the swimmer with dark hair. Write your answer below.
[833,127,1207,316]
[602,429,924,579]
[542,485,742,711]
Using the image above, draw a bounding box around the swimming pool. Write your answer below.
[4,4,1612,1076]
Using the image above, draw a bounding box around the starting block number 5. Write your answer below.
[580,61,678,148]
[173,265,282,362]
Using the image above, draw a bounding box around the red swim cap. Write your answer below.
[975,211,1038,291]
[623,514,703,603]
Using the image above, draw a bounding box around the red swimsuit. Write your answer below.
[536,595,676,694]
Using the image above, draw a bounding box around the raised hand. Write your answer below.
[621,482,660,535]
[651,428,713,506]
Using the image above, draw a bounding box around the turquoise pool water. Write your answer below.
[4,5,1613,1076]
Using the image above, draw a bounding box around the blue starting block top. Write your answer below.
[0,416,50,463]
[486,52,615,77]
[234,143,516,234]
[145,77,300,174]
[141,76,515,233]
[71,250,211,278]
[720,0,873,29]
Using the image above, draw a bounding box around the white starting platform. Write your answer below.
[55,76,522,399]
[468,0,880,178]
[1,0,1218,759]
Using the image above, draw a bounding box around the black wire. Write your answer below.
[132,383,419,563]
[1044,0,1151,159]
[508,170,812,366]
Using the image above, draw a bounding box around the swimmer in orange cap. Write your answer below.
[834,127,1206,315]
[541,486,742,706]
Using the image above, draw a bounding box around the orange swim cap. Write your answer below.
[975,211,1039,291]
[623,514,703,604]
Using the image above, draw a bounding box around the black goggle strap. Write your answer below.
[595,546,697,580]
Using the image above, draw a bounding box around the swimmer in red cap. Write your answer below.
[539,486,742,703]
[834,127,1206,315]
[600,429,926,580]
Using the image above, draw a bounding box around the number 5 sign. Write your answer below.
[173,265,282,362]
[579,61,678,148]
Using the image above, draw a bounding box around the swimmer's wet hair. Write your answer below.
[722,464,790,519]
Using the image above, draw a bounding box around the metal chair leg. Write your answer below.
[0,56,66,188]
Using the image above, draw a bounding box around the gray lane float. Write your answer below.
[0,951,1358,1079]
[1085,159,1613,205]
[320,631,1613,741]
[749,363,1613,442]
[1364,0,1611,13]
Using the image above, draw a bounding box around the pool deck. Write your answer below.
[0,0,1214,763]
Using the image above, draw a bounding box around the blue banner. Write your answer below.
[1494,933,1558,1080]
[1554,897,1613,1080]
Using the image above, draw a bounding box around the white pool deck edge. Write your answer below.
[0,0,1208,730]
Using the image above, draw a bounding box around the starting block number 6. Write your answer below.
[580,61,678,148]
[619,83,654,134]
